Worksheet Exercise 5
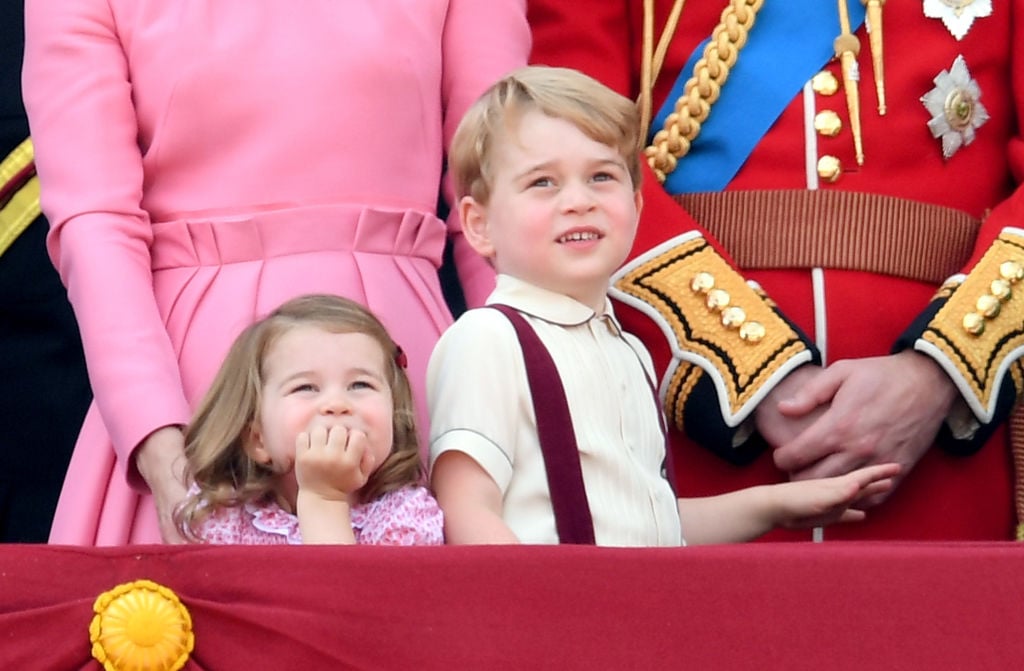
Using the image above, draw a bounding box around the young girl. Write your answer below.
[175,294,443,545]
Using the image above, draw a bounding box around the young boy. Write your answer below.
[428,66,898,546]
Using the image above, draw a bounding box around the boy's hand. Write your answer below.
[295,425,375,501]
[778,462,901,529]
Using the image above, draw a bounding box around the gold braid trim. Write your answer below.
[0,138,40,258]
[1012,359,1024,541]
[614,234,809,421]
[644,0,765,183]
[666,361,703,433]
[919,231,1024,420]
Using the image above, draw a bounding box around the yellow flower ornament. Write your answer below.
[90,580,194,671]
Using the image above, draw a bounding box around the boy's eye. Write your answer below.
[528,176,553,188]
[592,171,615,182]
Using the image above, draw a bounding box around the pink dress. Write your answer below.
[194,486,444,546]
[22,0,529,545]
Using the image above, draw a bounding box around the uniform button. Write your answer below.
[811,71,839,96]
[991,279,1012,302]
[963,312,985,336]
[814,110,842,137]
[739,321,766,343]
[817,155,842,182]
[706,289,730,311]
[999,260,1024,283]
[976,294,1001,319]
[721,306,746,328]
[690,272,715,293]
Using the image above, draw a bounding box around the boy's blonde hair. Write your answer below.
[174,294,422,541]
[449,65,642,205]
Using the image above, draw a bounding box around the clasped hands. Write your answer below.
[755,350,958,509]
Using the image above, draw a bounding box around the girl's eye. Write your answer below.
[350,379,377,391]
[290,383,315,394]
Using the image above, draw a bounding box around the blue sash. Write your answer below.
[653,0,865,194]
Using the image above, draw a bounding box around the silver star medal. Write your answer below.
[923,0,992,41]
[921,55,989,160]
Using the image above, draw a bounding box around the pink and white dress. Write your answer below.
[194,486,444,546]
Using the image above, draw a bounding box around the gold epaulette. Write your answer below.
[916,227,1024,423]
[0,138,41,258]
[611,232,813,428]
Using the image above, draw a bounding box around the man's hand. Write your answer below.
[770,351,958,508]
[755,364,829,448]
[295,425,375,501]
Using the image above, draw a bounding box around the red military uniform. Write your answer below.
[530,0,1024,539]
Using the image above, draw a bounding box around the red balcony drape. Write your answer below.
[1,542,1022,670]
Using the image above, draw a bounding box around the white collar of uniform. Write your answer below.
[485,274,623,333]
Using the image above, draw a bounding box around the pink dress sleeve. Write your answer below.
[22,0,191,484]
[440,0,530,308]
[353,487,445,546]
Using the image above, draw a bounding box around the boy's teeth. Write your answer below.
[560,231,598,242]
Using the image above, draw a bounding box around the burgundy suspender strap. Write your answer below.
[643,372,677,495]
[489,304,596,545]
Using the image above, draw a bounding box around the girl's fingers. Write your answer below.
[345,428,366,449]
[359,442,376,477]
[295,431,311,452]
[308,425,329,450]
[326,425,348,452]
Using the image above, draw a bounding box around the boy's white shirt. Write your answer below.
[428,274,682,546]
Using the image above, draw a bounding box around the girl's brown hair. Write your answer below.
[174,294,421,541]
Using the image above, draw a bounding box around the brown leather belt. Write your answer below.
[673,189,982,285]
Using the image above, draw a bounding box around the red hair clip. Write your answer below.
[394,346,408,369]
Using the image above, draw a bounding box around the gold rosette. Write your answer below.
[90,579,194,671]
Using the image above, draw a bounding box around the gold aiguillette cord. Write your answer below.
[835,0,864,165]
[861,0,886,115]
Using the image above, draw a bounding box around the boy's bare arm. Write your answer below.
[678,463,900,545]
[431,451,519,544]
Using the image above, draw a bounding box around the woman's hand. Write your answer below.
[135,425,189,543]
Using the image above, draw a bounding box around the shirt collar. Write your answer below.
[485,274,622,331]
